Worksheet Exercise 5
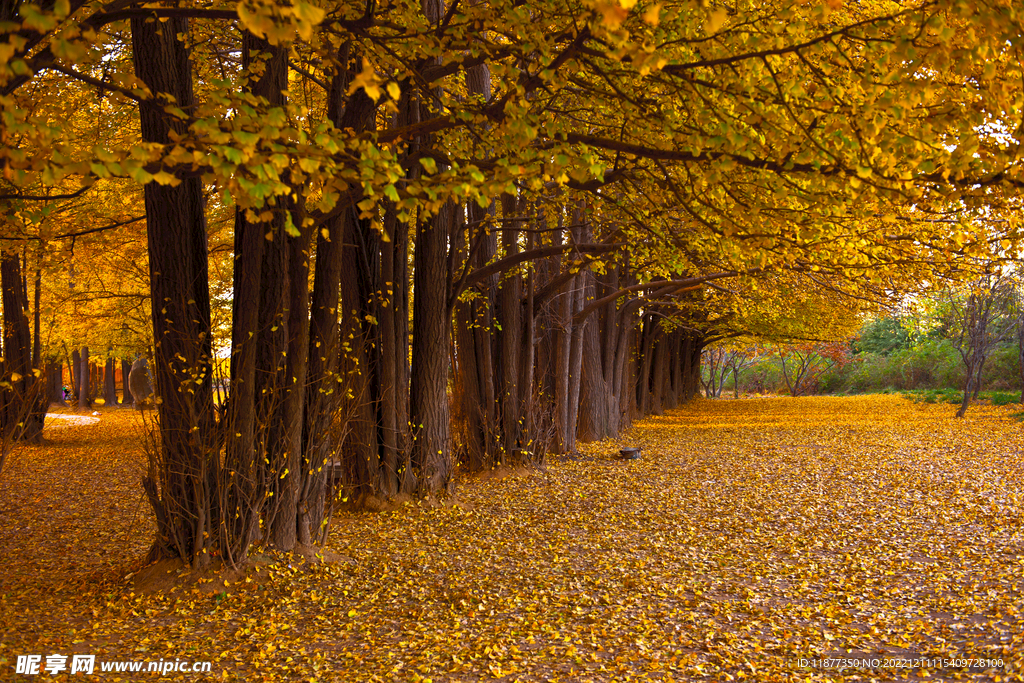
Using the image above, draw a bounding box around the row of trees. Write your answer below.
[3,0,1024,564]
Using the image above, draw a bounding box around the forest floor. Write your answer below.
[1,396,1022,682]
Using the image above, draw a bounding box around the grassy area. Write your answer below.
[1,397,1022,681]
[899,388,1022,406]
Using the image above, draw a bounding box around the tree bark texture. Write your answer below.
[103,356,118,406]
[1,250,44,442]
[132,14,216,563]
[410,200,454,494]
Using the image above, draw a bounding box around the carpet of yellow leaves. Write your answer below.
[1,396,1022,682]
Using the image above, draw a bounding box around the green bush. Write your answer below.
[729,338,1022,398]
[830,339,965,393]
[981,344,1021,391]
[989,391,1020,406]
[854,316,913,355]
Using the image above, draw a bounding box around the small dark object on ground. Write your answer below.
[619,447,642,460]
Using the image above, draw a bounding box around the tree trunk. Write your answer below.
[552,220,574,453]
[410,200,454,494]
[452,53,498,470]
[378,203,410,495]
[579,279,613,441]
[48,360,66,407]
[956,367,975,418]
[270,206,312,550]
[69,348,79,395]
[650,336,666,416]
[497,193,523,460]
[637,317,655,415]
[301,203,344,543]
[31,247,41,368]
[132,14,216,564]
[77,347,90,410]
[300,55,378,542]
[103,356,118,406]
[683,332,704,401]
[71,348,81,401]
[337,210,382,498]
[517,212,536,463]
[564,222,585,454]
[122,358,134,406]
[1,251,44,442]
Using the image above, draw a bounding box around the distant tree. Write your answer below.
[701,346,728,398]
[726,347,761,399]
[778,342,851,397]
[947,275,1017,417]
[701,345,761,398]
[855,317,913,356]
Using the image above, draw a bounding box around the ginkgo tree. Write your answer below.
[2,0,1024,565]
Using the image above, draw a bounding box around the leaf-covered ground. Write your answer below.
[1,396,1022,682]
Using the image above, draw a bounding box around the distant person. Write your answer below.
[62,385,72,402]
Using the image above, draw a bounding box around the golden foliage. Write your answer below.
[1,396,1022,681]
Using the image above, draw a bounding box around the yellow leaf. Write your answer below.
[348,58,382,102]
[593,0,629,28]
[706,8,728,34]
[152,170,180,186]
[642,2,662,25]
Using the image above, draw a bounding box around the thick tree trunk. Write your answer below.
[103,356,118,406]
[31,248,41,368]
[612,308,636,427]
[338,211,382,498]
[452,54,498,471]
[553,274,574,453]
[956,359,979,418]
[579,308,611,439]
[410,201,454,494]
[408,0,455,496]
[683,332,704,401]
[378,204,408,496]
[222,203,266,557]
[301,205,344,543]
[650,336,666,415]
[454,203,498,470]
[71,348,81,403]
[563,221,585,454]
[497,193,523,460]
[77,347,90,410]
[121,358,133,406]
[300,57,378,542]
[637,318,655,415]
[48,360,66,407]
[91,362,100,404]
[1,251,44,442]
[270,209,312,549]
[132,14,216,563]
[666,334,680,408]
[518,217,536,463]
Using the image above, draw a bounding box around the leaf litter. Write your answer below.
[0,395,1022,681]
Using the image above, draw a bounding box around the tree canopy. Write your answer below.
[3,0,1023,561]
